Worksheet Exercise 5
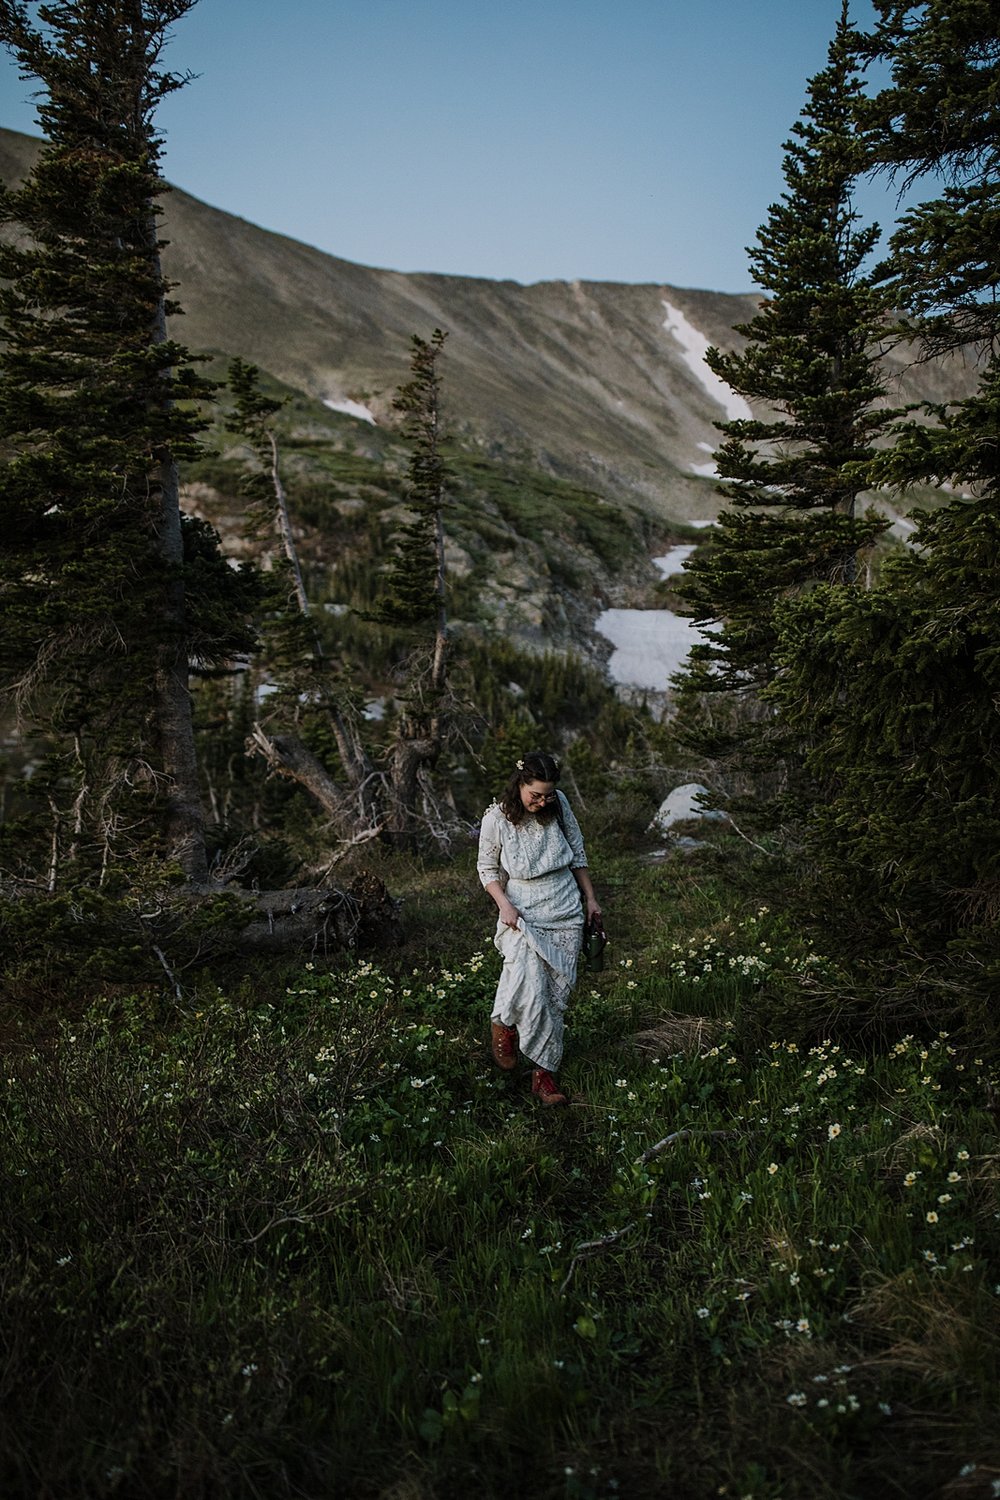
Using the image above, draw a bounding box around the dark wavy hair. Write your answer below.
[499,750,562,826]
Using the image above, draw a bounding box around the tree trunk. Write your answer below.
[257,424,383,831]
[268,431,313,622]
[148,209,208,882]
[248,724,371,836]
[208,879,401,955]
[386,733,439,848]
[432,507,449,692]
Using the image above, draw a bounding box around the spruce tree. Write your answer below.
[765,2,1000,1019]
[680,2,893,713]
[0,0,253,883]
[378,330,450,688]
[376,330,454,846]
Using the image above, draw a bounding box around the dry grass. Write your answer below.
[628,1010,724,1055]
[850,1271,1000,1385]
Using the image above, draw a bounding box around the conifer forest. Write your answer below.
[1,3,1000,1497]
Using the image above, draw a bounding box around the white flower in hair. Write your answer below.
[516,759,524,770]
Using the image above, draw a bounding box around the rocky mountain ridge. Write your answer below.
[1,127,977,528]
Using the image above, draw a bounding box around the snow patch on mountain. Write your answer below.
[661,300,752,423]
[323,397,376,424]
[595,607,714,691]
[653,545,696,578]
[690,440,719,477]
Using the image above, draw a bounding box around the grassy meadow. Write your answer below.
[2,836,999,1499]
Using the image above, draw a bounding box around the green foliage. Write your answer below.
[861,2,1000,221]
[449,450,646,572]
[767,514,1000,1027]
[371,329,451,631]
[681,6,896,705]
[0,1,255,879]
[759,1,1000,1002]
[2,861,998,1498]
[0,874,257,1004]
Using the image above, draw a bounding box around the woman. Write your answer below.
[477,751,602,1105]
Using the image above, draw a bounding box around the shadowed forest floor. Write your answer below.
[2,837,999,1499]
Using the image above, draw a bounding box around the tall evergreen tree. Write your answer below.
[0,0,254,882]
[765,2,1000,1018]
[378,330,450,690]
[376,330,454,846]
[679,3,894,712]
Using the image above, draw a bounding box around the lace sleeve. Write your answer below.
[476,804,507,889]
[558,791,588,868]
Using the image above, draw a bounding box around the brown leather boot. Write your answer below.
[531,1067,567,1106]
[491,1022,518,1071]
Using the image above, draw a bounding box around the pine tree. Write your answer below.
[861,0,1000,486]
[0,0,253,883]
[680,3,894,712]
[765,2,1000,1019]
[374,330,455,846]
[378,329,451,692]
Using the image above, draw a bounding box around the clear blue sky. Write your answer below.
[1,0,906,293]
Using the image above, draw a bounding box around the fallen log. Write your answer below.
[183,870,403,957]
[0,869,403,1000]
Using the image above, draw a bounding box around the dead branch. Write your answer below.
[307,823,387,881]
[248,724,354,827]
[725,815,778,858]
[268,429,313,625]
[151,944,183,1000]
[636,1128,737,1166]
[558,1223,636,1296]
[46,795,59,893]
[243,1197,357,1246]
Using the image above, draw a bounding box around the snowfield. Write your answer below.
[323,397,377,424]
[661,300,752,423]
[653,545,697,578]
[595,607,714,691]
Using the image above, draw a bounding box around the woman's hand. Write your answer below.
[482,880,521,930]
[498,898,521,930]
[572,868,602,928]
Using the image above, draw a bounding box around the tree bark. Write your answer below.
[385,733,439,848]
[148,212,208,882]
[248,724,367,836]
[268,430,312,622]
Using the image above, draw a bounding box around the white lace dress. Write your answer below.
[476,790,588,1071]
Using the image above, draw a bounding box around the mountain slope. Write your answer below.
[0,126,978,522]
